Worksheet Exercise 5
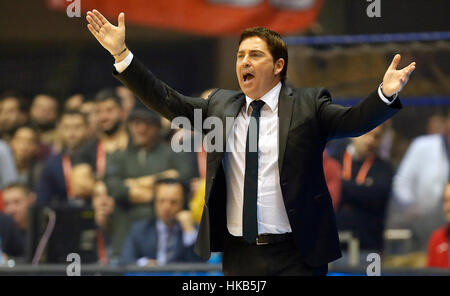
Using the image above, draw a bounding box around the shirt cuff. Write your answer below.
[378,83,398,105]
[182,229,198,247]
[114,51,134,74]
[136,257,149,266]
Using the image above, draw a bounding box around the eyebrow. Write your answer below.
[237,49,265,55]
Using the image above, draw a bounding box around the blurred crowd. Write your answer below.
[0,88,449,269]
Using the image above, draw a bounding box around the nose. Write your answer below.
[242,54,251,67]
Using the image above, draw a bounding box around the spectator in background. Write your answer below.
[426,113,446,135]
[65,93,85,111]
[115,86,135,119]
[2,182,35,245]
[334,125,394,264]
[74,89,129,179]
[79,98,98,138]
[121,178,203,266]
[105,102,195,254]
[69,163,96,204]
[10,125,42,190]
[30,94,60,150]
[427,182,450,269]
[92,180,117,265]
[0,92,27,141]
[0,140,19,190]
[0,213,24,261]
[388,115,450,252]
[323,150,342,209]
[36,110,90,206]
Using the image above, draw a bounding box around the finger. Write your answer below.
[87,15,101,32]
[389,54,401,70]
[118,12,125,28]
[93,9,109,25]
[87,11,104,29]
[87,23,100,38]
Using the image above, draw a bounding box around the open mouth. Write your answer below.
[243,73,255,82]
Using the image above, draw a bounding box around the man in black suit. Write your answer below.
[86,10,416,275]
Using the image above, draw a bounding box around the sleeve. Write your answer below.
[426,230,439,268]
[392,139,422,206]
[316,88,402,141]
[339,163,393,211]
[0,142,18,188]
[0,214,25,258]
[36,161,55,205]
[104,152,131,206]
[120,226,139,266]
[113,56,209,128]
[114,51,134,74]
[378,83,398,105]
[169,148,197,181]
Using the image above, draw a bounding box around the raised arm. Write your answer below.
[86,10,209,127]
[318,54,416,140]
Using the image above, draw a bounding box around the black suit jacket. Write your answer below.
[114,57,401,267]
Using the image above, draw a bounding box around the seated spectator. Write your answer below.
[10,125,42,190]
[334,125,394,262]
[74,89,129,179]
[426,182,450,269]
[0,91,27,141]
[92,180,116,265]
[2,182,35,247]
[69,163,95,205]
[36,110,90,206]
[30,94,60,150]
[388,115,450,252]
[0,213,24,261]
[104,102,196,252]
[121,178,203,266]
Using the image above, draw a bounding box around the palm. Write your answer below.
[86,10,125,55]
[382,54,416,97]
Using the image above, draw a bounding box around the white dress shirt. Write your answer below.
[223,81,293,236]
[114,52,398,238]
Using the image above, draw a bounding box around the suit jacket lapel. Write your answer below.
[278,85,294,174]
[223,93,245,151]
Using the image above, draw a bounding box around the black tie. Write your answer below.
[243,100,265,243]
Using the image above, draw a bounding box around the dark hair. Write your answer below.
[0,90,28,113]
[239,27,288,83]
[11,124,40,141]
[2,181,30,194]
[154,178,189,209]
[94,88,122,108]
[60,109,88,125]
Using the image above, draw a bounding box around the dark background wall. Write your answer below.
[0,0,448,101]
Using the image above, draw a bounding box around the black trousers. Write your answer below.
[222,233,328,276]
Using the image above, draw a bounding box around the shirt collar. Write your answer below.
[245,82,281,114]
[156,219,179,232]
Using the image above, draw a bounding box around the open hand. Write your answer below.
[382,54,416,97]
[86,10,126,56]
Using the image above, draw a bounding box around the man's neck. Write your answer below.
[101,128,128,152]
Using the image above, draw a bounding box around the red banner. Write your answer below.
[48,0,323,36]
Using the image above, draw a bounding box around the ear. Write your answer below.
[274,58,285,77]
